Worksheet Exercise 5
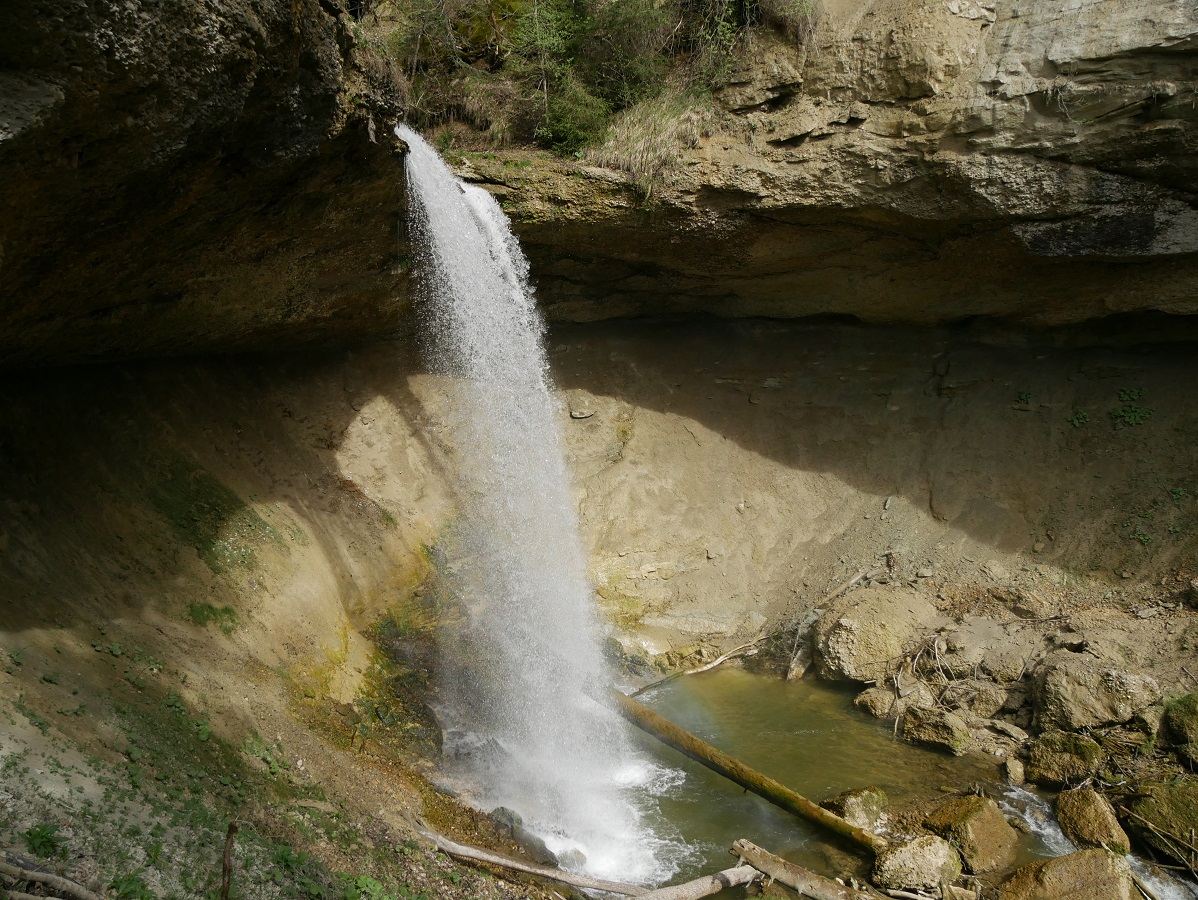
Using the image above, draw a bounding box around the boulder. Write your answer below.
[1032,653,1161,731]
[813,587,942,682]
[1162,693,1198,764]
[942,679,1009,719]
[855,680,935,720]
[903,707,972,756]
[924,795,1018,874]
[1125,778,1198,869]
[998,849,1132,900]
[1055,788,1130,854]
[1025,730,1105,788]
[1004,758,1025,785]
[821,786,888,831]
[872,835,962,894]
[491,807,558,865]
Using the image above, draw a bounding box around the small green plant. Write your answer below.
[1119,387,1147,402]
[188,602,239,634]
[1111,404,1153,427]
[1069,410,1090,428]
[1170,487,1188,502]
[23,822,66,858]
[109,869,155,900]
[1016,391,1032,404]
[5,648,23,674]
[1132,526,1153,546]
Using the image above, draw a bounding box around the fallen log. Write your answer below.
[0,861,104,900]
[637,865,759,900]
[610,689,888,855]
[418,830,649,896]
[732,839,883,900]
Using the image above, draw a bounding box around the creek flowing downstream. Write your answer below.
[398,125,679,883]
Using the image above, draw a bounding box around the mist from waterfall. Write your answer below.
[396,125,680,883]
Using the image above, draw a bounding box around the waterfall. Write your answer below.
[397,125,677,883]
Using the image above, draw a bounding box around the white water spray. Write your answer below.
[397,125,678,883]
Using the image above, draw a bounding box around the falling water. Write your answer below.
[397,125,679,883]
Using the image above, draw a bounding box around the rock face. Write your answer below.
[903,707,972,756]
[872,835,962,894]
[5,0,1198,367]
[0,0,409,367]
[1054,788,1130,855]
[924,795,1018,874]
[1125,779,1198,869]
[998,850,1133,900]
[495,2,1198,330]
[1032,653,1161,731]
[1025,730,1105,788]
[1163,693,1198,764]
[813,587,941,681]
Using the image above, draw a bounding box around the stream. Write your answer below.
[628,668,1195,896]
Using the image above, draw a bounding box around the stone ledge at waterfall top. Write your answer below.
[3,0,1198,366]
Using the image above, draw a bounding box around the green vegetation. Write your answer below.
[1068,409,1089,428]
[23,822,66,858]
[188,602,240,634]
[146,454,281,573]
[1110,387,1154,428]
[363,0,815,155]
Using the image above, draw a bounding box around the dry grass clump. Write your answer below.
[587,91,716,196]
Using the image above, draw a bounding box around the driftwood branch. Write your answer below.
[611,689,887,855]
[638,865,758,900]
[631,636,766,698]
[419,831,649,896]
[732,840,883,900]
[0,861,104,900]
[221,823,239,900]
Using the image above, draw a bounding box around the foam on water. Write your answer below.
[397,124,679,884]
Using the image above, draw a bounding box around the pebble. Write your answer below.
[1136,607,1160,619]
[1032,541,1046,552]
[916,568,935,578]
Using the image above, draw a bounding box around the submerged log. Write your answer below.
[732,840,883,900]
[638,865,759,900]
[610,689,889,855]
[419,831,649,896]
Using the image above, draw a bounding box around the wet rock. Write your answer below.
[491,807,558,865]
[1162,693,1198,764]
[556,848,587,869]
[1054,788,1129,854]
[1032,653,1161,731]
[902,707,972,756]
[998,849,1132,900]
[942,679,1008,719]
[1125,778,1198,869]
[854,679,935,720]
[813,587,943,682]
[924,795,1018,874]
[1025,730,1104,788]
[821,786,888,831]
[1004,758,1025,785]
[872,835,962,894]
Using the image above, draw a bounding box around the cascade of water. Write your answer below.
[396,125,677,883]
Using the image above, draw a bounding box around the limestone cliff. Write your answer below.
[476,0,1198,325]
[2,0,1197,366]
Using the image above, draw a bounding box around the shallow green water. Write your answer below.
[633,668,1049,887]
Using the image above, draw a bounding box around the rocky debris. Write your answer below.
[872,835,962,895]
[942,679,1008,719]
[1162,693,1198,764]
[491,807,558,866]
[820,786,888,831]
[923,795,1018,874]
[813,587,942,682]
[997,849,1133,900]
[1054,788,1129,854]
[1003,758,1025,785]
[1124,778,1198,869]
[854,679,935,720]
[1032,653,1161,731]
[934,617,1045,684]
[1025,730,1105,788]
[902,707,972,756]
